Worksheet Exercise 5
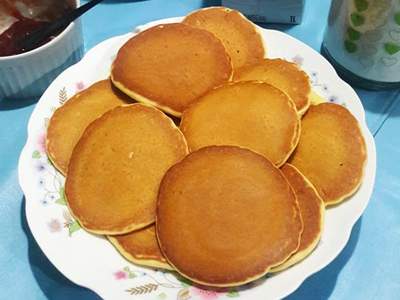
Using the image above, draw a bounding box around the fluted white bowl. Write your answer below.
[0,1,83,100]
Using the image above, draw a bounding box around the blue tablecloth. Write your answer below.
[1,1,399,299]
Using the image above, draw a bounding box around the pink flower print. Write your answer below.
[114,271,128,280]
[75,81,85,92]
[190,287,220,300]
[292,55,304,66]
[48,219,62,232]
[37,133,46,153]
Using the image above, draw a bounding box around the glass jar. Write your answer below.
[322,0,400,89]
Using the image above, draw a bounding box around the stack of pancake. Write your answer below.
[46,7,367,288]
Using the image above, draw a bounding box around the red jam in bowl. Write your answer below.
[0,17,50,56]
[0,0,73,57]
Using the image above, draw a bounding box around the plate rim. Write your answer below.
[18,16,377,300]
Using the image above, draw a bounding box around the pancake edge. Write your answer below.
[323,139,367,207]
[155,145,303,287]
[107,236,174,271]
[273,85,301,167]
[270,164,325,272]
[111,75,183,117]
[183,6,267,61]
[297,93,311,116]
[45,79,131,176]
[232,59,311,114]
[156,205,303,286]
[64,103,189,235]
[300,104,368,206]
[180,81,301,167]
[46,150,67,176]
[46,91,80,175]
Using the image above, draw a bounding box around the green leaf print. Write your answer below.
[157,292,167,300]
[55,187,67,205]
[384,42,400,55]
[227,290,240,297]
[345,40,358,53]
[68,220,81,236]
[347,27,361,40]
[354,0,368,12]
[123,266,137,278]
[351,13,365,26]
[395,12,400,26]
[32,150,41,159]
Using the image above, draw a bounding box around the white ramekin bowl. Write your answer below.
[0,1,84,100]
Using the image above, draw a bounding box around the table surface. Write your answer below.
[1,1,399,299]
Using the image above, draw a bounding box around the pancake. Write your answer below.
[156,146,302,287]
[108,225,172,270]
[270,164,324,272]
[111,23,232,117]
[180,81,300,167]
[289,103,367,205]
[46,79,130,175]
[233,58,311,115]
[183,7,265,70]
[65,104,189,235]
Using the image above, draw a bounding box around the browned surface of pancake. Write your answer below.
[65,104,188,235]
[46,80,130,175]
[183,7,265,70]
[180,81,300,167]
[108,225,172,270]
[111,23,232,116]
[289,103,367,205]
[271,164,324,272]
[234,58,311,114]
[156,146,302,287]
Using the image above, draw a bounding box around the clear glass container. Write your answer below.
[322,0,400,90]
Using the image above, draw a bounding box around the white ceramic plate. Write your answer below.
[19,17,376,300]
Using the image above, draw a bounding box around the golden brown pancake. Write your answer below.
[65,104,188,235]
[46,80,130,175]
[156,146,302,287]
[234,58,311,115]
[108,225,172,270]
[180,81,300,167]
[111,23,232,117]
[289,103,367,205]
[270,164,324,272]
[183,7,265,70]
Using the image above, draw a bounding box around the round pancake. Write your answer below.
[289,103,367,205]
[180,81,300,167]
[156,146,302,287]
[183,7,265,70]
[65,104,188,235]
[46,80,130,175]
[111,23,232,117]
[234,58,311,115]
[270,164,324,272]
[108,225,172,270]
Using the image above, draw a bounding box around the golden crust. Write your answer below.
[180,81,300,167]
[46,79,130,175]
[183,7,265,69]
[108,225,173,270]
[233,58,311,115]
[270,164,325,272]
[156,146,302,287]
[111,23,232,116]
[65,104,189,235]
[289,103,367,205]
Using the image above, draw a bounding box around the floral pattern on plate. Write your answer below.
[19,17,376,300]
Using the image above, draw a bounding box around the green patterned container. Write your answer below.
[322,0,400,89]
